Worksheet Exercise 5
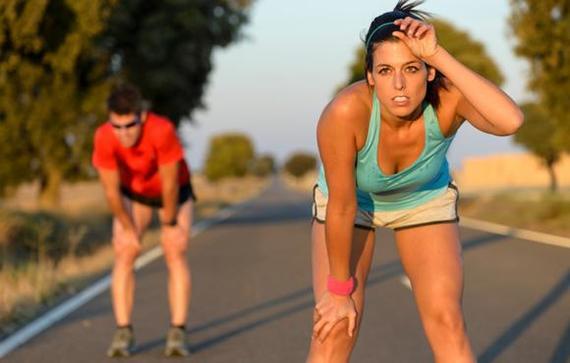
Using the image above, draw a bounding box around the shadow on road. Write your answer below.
[478,270,570,363]
[163,230,565,359]
[549,321,570,363]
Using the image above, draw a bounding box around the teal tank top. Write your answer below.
[316,92,455,212]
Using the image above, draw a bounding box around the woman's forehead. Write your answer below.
[372,41,421,66]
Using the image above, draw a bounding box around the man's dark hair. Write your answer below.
[107,83,143,115]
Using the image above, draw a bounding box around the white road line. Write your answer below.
[398,217,570,291]
[400,275,412,290]
[0,203,248,359]
[460,217,570,249]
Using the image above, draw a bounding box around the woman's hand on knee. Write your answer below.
[313,292,357,342]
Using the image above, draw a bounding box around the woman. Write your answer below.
[308,1,523,362]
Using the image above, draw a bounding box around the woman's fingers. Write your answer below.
[347,311,357,337]
[318,320,337,342]
[415,25,430,38]
[398,17,412,32]
[395,17,431,38]
[391,31,407,42]
[313,315,331,338]
[406,21,422,37]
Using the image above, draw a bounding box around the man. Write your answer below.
[92,84,194,357]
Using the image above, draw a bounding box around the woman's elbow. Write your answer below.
[499,108,524,136]
[509,109,525,134]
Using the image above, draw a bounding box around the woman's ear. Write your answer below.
[427,65,436,82]
[366,71,375,86]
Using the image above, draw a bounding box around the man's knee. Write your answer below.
[112,235,142,262]
[162,237,188,263]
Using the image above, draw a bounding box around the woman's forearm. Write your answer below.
[425,46,523,133]
[325,203,357,281]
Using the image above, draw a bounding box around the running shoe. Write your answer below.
[164,326,190,357]
[107,326,135,358]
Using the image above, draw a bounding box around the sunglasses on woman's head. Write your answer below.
[109,117,141,130]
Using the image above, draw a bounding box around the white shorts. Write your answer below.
[312,183,459,231]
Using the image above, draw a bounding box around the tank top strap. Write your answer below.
[358,90,381,158]
[422,101,445,141]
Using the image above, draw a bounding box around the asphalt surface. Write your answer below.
[3,179,569,362]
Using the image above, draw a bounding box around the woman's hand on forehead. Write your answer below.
[392,17,439,61]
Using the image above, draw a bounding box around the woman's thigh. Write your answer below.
[394,223,464,317]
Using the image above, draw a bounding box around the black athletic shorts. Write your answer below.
[120,182,196,208]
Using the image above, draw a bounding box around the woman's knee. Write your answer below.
[311,318,357,360]
[423,303,467,338]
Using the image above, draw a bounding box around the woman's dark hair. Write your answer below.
[107,83,143,115]
[363,0,446,108]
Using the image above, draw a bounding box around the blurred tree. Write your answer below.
[204,133,255,181]
[0,0,254,208]
[100,0,253,126]
[509,0,570,151]
[284,152,317,178]
[340,18,504,89]
[515,103,561,192]
[250,154,275,177]
[0,0,117,208]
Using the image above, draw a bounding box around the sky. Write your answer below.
[181,0,531,171]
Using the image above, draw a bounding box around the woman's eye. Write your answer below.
[406,66,419,73]
[378,68,390,75]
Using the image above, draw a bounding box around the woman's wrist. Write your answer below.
[422,44,445,67]
[327,275,355,296]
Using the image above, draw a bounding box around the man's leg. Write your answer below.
[111,197,152,326]
[159,199,192,356]
[159,199,192,326]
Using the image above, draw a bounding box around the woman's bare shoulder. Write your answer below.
[320,81,371,128]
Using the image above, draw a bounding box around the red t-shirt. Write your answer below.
[92,112,191,198]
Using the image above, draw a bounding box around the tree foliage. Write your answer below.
[0,0,253,207]
[509,0,570,150]
[340,18,504,89]
[101,0,252,126]
[250,154,275,177]
[0,0,117,207]
[204,133,255,181]
[284,152,317,178]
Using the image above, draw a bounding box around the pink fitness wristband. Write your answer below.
[327,275,355,296]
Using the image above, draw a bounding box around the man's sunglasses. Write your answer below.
[109,117,141,130]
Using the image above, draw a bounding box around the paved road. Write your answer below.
[3,179,569,362]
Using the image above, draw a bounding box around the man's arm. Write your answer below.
[159,161,179,225]
[98,168,136,233]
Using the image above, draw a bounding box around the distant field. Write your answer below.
[0,175,269,339]
[458,190,570,238]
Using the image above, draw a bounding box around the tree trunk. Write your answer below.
[546,160,558,193]
[38,167,62,209]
